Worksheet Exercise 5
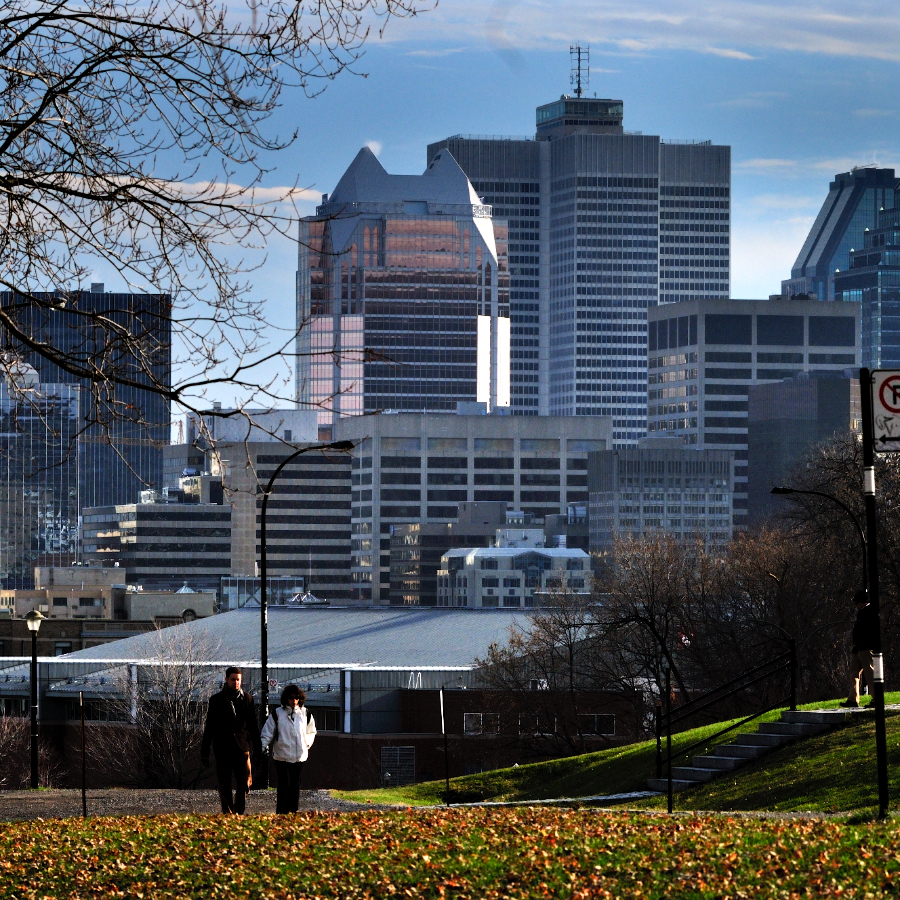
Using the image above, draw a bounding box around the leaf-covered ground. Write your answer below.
[2,808,899,899]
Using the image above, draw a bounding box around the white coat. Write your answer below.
[261,704,317,763]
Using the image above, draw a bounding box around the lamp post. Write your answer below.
[258,439,353,783]
[25,609,44,789]
[770,487,866,596]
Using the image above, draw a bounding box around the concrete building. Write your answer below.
[748,374,860,524]
[587,438,734,554]
[783,167,898,303]
[334,409,611,604]
[429,90,730,440]
[646,297,860,529]
[81,485,232,593]
[437,546,590,608]
[297,147,511,433]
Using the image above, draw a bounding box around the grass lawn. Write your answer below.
[335,693,900,813]
[2,808,900,898]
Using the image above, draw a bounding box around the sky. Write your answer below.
[89,0,900,411]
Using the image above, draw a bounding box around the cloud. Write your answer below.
[714,91,788,109]
[853,108,896,118]
[365,139,384,156]
[734,158,798,173]
[731,212,816,297]
[735,155,900,177]
[384,0,900,64]
[405,47,468,57]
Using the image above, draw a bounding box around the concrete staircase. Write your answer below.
[647,707,866,793]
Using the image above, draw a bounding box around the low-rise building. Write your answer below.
[437,546,590,608]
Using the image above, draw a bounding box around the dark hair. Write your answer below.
[281,684,306,706]
[225,666,242,678]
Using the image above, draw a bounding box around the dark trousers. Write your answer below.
[215,750,252,814]
[274,760,303,813]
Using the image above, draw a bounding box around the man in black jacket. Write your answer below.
[842,591,879,709]
[201,666,262,813]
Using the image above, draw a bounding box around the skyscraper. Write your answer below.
[783,167,898,303]
[296,148,510,432]
[1,285,171,508]
[429,93,730,442]
[834,204,900,368]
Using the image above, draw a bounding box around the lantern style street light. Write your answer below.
[25,609,44,789]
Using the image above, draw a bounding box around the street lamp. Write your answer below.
[258,439,353,785]
[25,609,44,789]
[770,486,867,597]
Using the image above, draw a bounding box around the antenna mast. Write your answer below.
[569,44,590,98]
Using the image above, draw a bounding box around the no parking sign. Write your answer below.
[871,370,900,449]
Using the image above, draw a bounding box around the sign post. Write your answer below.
[862,368,892,818]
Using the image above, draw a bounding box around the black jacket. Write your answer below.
[852,603,879,652]
[201,687,262,760]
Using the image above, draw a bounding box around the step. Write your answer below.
[671,766,719,782]
[781,709,850,726]
[736,732,792,747]
[759,722,829,738]
[692,754,745,771]
[714,743,767,759]
[647,777,697,793]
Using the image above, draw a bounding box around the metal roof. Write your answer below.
[59,607,533,668]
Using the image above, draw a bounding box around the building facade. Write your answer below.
[1,285,171,509]
[834,204,900,369]
[437,546,590,608]
[646,298,861,529]
[334,410,611,604]
[783,167,898,303]
[429,94,730,441]
[747,374,860,523]
[0,377,80,589]
[297,148,510,432]
[587,439,734,554]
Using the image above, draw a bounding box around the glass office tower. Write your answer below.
[834,205,900,369]
[0,378,79,588]
[0,287,171,509]
[783,167,898,302]
[297,148,510,431]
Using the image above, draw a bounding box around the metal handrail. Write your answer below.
[655,640,797,787]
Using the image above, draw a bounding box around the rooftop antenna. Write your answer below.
[570,44,590,98]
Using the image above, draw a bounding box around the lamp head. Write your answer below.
[24,609,45,633]
[770,486,794,495]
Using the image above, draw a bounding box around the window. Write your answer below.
[481,577,500,587]
[311,708,341,731]
[54,642,73,656]
[480,559,498,570]
[519,713,554,735]
[503,577,521,588]
[577,714,616,736]
[809,316,855,347]
[52,597,67,607]
[757,315,803,346]
[464,713,500,735]
[705,314,751,345]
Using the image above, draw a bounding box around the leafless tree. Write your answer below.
[0,0,431,446]
[87,625,221,788]
[0,713,64,788]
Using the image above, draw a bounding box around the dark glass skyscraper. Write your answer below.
[1,285,171,509]
[783,167,898,303]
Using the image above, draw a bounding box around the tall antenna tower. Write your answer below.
[569,44,590,98]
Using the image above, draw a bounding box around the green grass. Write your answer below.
[3,808,900,898]
[336,693,900,813]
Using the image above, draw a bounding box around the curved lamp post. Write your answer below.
[258,439,354,781]
[770,486,867,596]
[25,609,44,789]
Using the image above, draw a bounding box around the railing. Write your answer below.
[654,640,797,798]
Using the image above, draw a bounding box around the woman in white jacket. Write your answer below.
[260,684,316,814]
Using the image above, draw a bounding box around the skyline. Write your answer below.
[79,0,900,410]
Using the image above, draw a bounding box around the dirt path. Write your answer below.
[0,788,378,822]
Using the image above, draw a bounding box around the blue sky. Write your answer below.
[91,0,900,410]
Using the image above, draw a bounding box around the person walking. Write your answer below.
[260,685,317,814]
[201,666,262,814]
[842,590,879,709]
